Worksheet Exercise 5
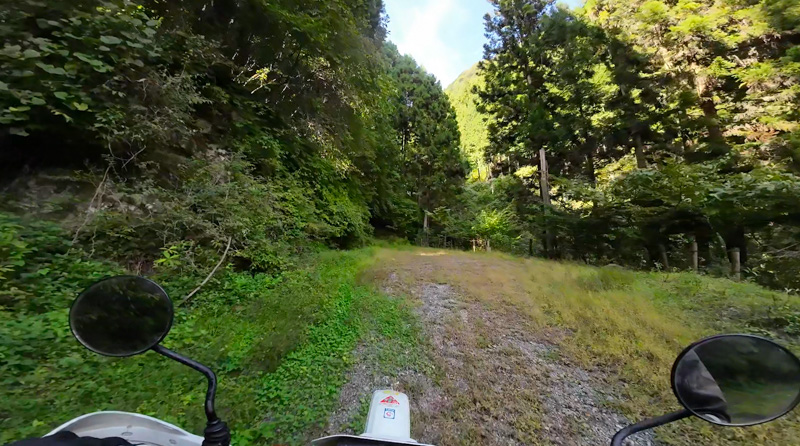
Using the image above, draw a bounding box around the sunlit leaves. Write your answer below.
[1,1,167,136]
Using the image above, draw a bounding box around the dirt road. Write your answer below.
[326,249,658,445]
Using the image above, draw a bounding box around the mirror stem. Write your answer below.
[152,345,218,422]
[152,346,231,446]
[611,410,691,446]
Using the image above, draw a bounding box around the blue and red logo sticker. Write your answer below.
[380,395,399,419]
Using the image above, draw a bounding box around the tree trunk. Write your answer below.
[401,129,407,169]
[689,68,730,158]
[691,238,699,272]
[696,230,712,270]
[658,243,670,270]
[723,226,748,266]
[586,151,596,185]
[635,134,646,169]
[699,98,729,155]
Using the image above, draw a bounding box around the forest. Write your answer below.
[1,0,467,440]
[443,0,800,292]
[2,0,800,444]
[1,0,466,277]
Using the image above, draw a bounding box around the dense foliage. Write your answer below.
[0,214,427,444]
[379,45,467,239]
[0,0,465,269]
[435,0,800,290]
[445,63,490,179]
[3,0,800,443]
[0,0,461,441]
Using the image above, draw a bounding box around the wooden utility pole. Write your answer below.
[540,147,553,257]
[422,212,429,247]
[539,147,551,205]
[730,248,741,281]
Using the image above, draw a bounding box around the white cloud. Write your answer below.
[386,0,466,87]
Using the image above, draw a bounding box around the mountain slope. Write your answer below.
[445,63,490,179]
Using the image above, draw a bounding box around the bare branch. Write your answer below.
[178,236,234,307]
[71,164,112,246]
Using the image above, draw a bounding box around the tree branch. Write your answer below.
[71,164,111,246]
[178,236,233,307]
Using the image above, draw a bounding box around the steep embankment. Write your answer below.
[445,63,490,179]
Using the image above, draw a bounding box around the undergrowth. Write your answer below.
[0,213,424,445]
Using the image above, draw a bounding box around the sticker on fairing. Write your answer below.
[380,396,400,405]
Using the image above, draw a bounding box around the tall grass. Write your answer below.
[374,248,800,445]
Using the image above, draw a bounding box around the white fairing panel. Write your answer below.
[363,390,412,441]
[313,390,433,446]
[47,412,203,446]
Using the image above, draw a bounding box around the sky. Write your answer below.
[384,0,584,88]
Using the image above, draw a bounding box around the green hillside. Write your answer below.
[445,63,490,180]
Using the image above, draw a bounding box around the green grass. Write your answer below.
[5,223,800,446]
[1,217,427,446]
[373,248,800,446]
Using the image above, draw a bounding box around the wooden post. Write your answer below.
[472,239,476,252]
[486,238,492,252]
[540,147,554,258]
[691,238,699,272]
[730,247,741,281]
[658,244,670,270]
[635,133,647,169]
[422,212,429,247]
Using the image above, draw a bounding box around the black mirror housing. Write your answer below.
[671,333,800,427]
[70,276,173,357]
[71,276,230,446]
[612,333,800,446]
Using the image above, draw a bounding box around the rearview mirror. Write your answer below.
[69,275,230,446]
[671,334,800,426]
[70,276,173,357]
